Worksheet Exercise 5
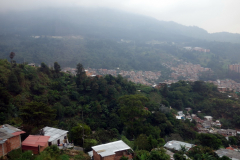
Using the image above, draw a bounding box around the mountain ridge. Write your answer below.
[0,7,239,43]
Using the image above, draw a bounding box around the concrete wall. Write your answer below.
[50,133,68,145]
[92,150,132,160]
[22,146,39,154]
[22,143,48,155]
[0,135,21,157]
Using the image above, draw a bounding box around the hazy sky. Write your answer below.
[1,0,240,33]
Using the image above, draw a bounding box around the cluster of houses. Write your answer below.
[164,140,240,160]
[183,47,210,52]
[0,124,69,157]
[88,139,240,160]
[175,109,240,138]
[1,122,240,160]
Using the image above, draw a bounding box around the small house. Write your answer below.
[0,124,25,157]
[42,127,68,146]
[28,63,35,67]
[90,140,133,160]
[204,116,213,121]
[215,149,240,160]
[164,140,194,151]
[22,135,50,154]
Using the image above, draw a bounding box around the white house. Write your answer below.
[164,140,195,151]
[42,127,68,146]
[204,116,213,121]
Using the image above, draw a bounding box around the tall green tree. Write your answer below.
[8,72,22,94]
[76,63,86,88]
[20,102,56,128]
[118,95,150,130]
[54,62,61,74]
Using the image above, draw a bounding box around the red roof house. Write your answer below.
[22,135,50,154]
[0,124,25,157]
[226,147,234,151]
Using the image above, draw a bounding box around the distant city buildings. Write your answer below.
[183,47,210,52]
[228,64,240,73]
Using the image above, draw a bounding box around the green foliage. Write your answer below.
[135,149,170,160]
[120,156,129,160]
[71,123,91,146]
[134,134,150,151]
[84,139,98,151]
[8,149,34,160]
[74,151,91,160]
[197,133,222,150]
[8,71,22,94]
[121,135,134,149]
[20,101,56,128]
[228,136,238,145]
[54,62,61,74]
[118,95,150,132]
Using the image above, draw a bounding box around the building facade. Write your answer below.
[0,124,25,157]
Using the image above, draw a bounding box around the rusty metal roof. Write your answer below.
[0,129,14,144]
[22,135,50,147]
[0,124,25,144]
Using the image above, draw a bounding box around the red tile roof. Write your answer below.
[22,135,50,147]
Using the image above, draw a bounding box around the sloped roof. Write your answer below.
[0,130,14,144]
[22,135,50,147]
[0,124,24,133]
[216,149,240,160]
[92,140,132,157]
[42,127,68,142]
[0,124,25,144]
[164,140,194,151]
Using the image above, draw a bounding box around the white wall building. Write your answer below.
[42,127,68,146]
[204,116,213,121]
[164,140,195,151]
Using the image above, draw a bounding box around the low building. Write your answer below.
[218,129,228,136]
[22,135,50,154]
[91,140,133,160]
[215,149,240,160]
[202,121,211,129]
[211,120,221,128]
[185,108,192,112]
[28,63,35,67]
[204,116,213,121]
[227,129,237,136]
[0,124,25,157]
[41,127,69,146]
[164,140,194,151]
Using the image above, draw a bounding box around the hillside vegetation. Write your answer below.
[1,59,240,159]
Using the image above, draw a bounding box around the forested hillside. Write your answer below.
[1,59,240,159]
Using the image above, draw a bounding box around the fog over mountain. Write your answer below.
[0,8,240,43]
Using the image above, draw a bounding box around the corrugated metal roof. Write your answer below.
[164,140,194,151]
[92,140,132,157]
[0,124,25,144]
[0,124,23,133]
[22,135,50,147]
[216,149,240,160]
[42,127,68,142]
[0,130,14,144]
